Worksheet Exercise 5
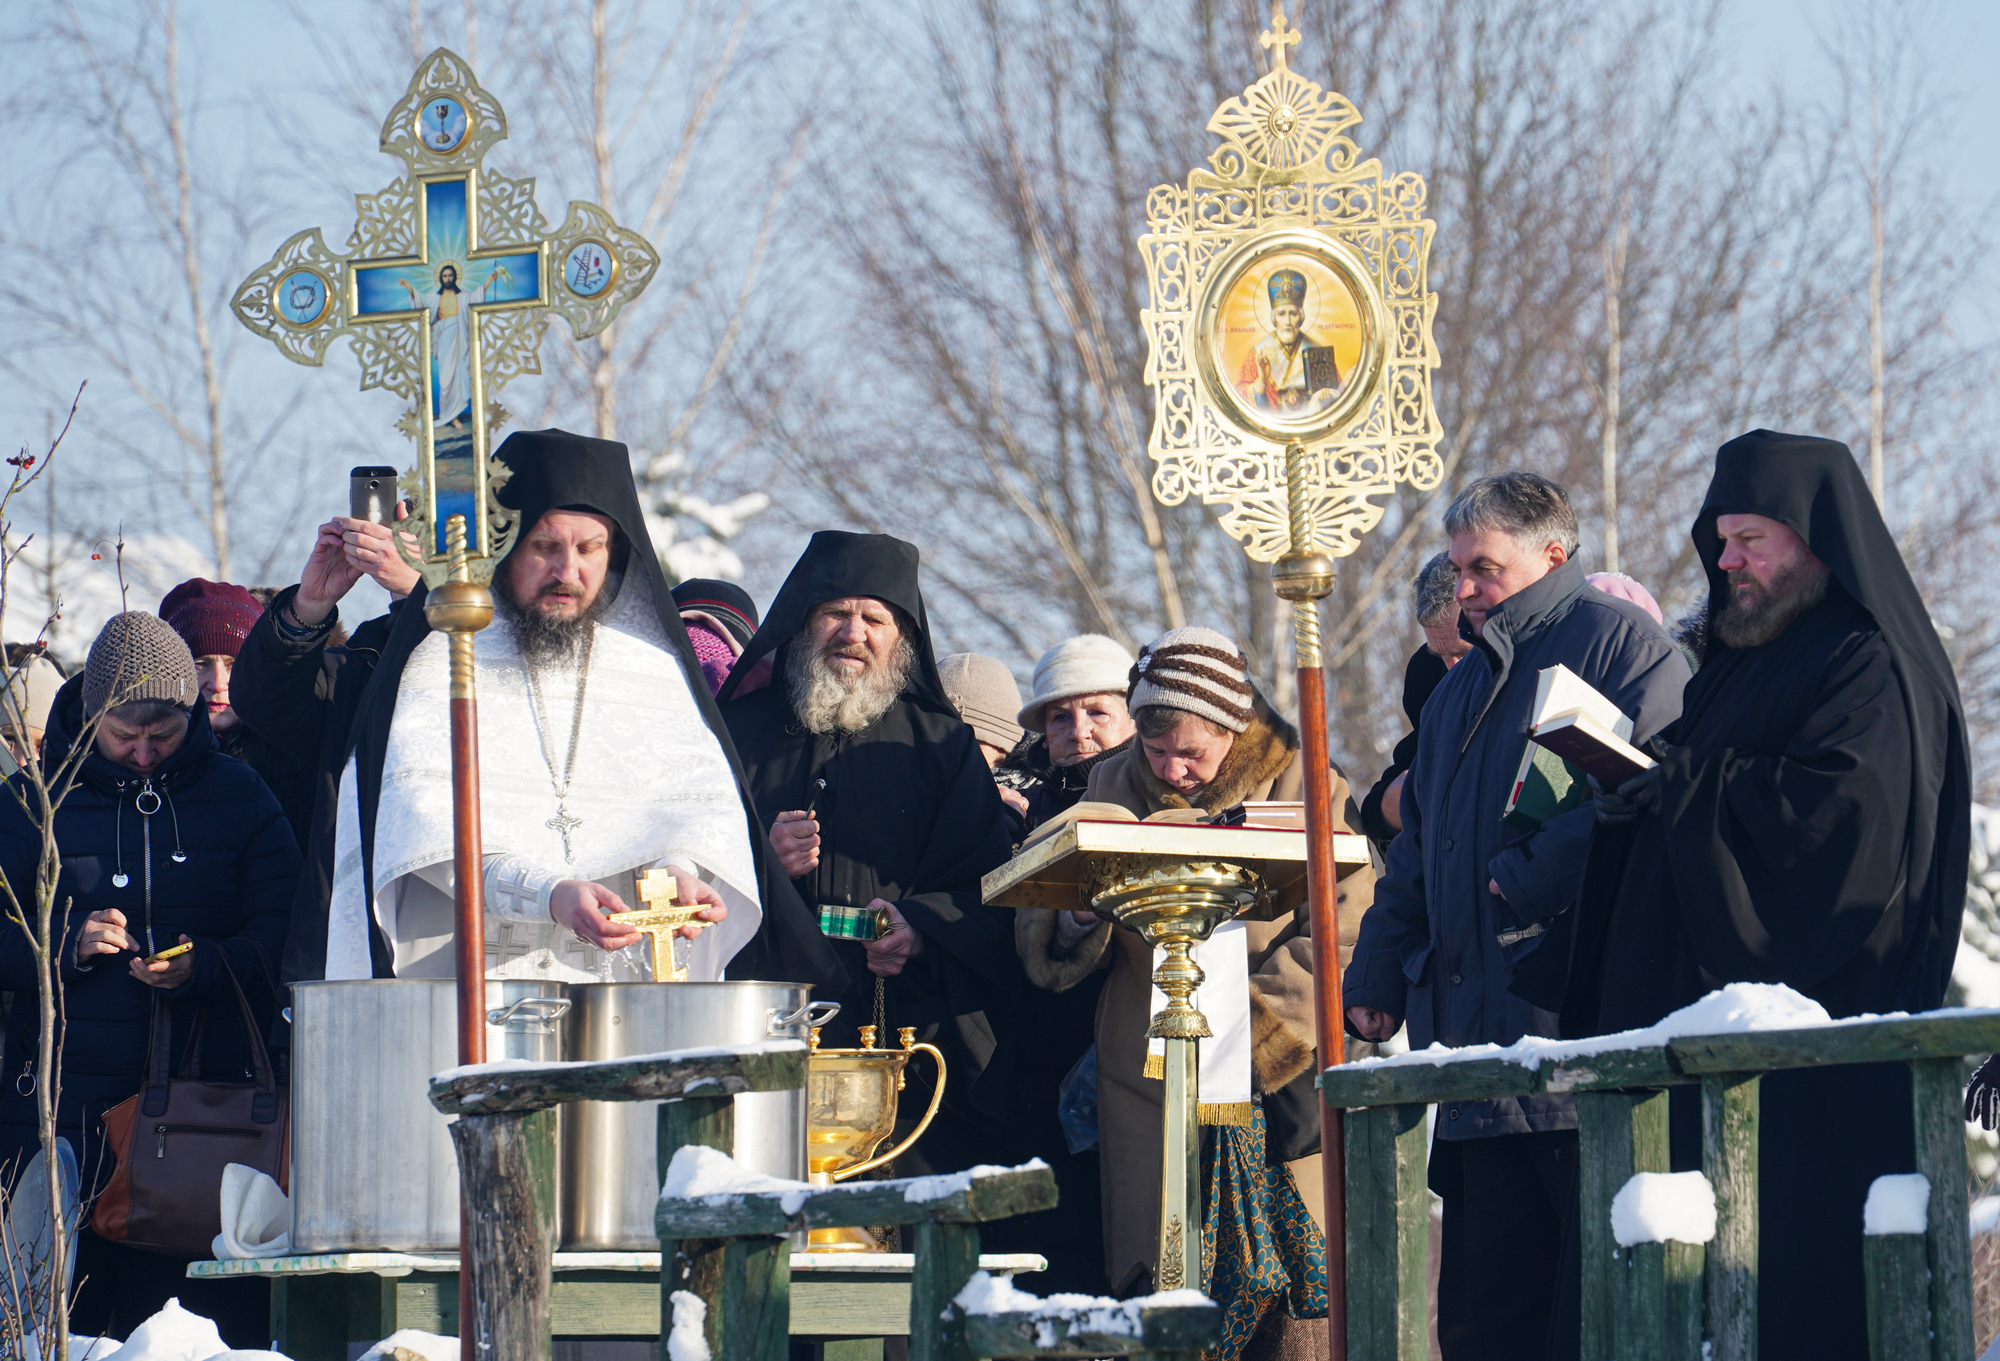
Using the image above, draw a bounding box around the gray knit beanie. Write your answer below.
[937,652,1026,751]
[82,612,198,716]
[1127,626,1255,733]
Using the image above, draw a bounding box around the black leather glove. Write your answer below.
[1593,764,1664,826]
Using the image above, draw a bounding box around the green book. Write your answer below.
[1502,740,1589,831]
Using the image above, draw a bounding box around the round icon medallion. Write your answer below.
[417,97,470,153]
[563,241,618,298]
[275,269,331,328]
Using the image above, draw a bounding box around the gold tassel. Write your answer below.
[1142,1051,1164,1081]
[1199,1101,1254,1127]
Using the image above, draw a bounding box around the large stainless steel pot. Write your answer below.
[561,982,832,1250]
[290,979,569,1252]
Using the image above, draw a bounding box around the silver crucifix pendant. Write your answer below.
[547,803,583,864]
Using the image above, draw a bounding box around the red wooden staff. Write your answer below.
[1270,442,1347,1361]
[422,514,494,1361]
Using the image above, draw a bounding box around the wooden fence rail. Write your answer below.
[1317,1007,2000,1361]
[429,1043,1221,1361]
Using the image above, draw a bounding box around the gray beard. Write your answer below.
[496,578,611,672]
[1713,560,1831,650]
[786,633,916,735]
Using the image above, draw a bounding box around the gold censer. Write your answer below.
[803,1025,946,1252]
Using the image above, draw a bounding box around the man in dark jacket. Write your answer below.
[0,612,298,1343]
[1342,473,1688,1360]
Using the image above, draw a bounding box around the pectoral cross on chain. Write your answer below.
[606,868,710,982]
[547,805,583,863]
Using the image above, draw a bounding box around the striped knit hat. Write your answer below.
[1127,627,1254,733]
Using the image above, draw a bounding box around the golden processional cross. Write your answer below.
[1134,2,1444,1336]
[608,868,712,983]
[229,47,658,565]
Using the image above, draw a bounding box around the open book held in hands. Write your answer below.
[1527,664,1657,786]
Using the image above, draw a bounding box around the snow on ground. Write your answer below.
[1863,1174,1932,1236]
[1609,1172,1716,1247]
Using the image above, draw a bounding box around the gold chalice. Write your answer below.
[804,1025,946,1252]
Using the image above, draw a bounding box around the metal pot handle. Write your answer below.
[769,1001,841,1036]
[488,996,573,1027]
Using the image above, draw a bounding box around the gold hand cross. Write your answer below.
[606,868,711,982]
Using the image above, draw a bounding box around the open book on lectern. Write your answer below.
[1525,664,1657,786]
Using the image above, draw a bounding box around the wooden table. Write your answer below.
[188,1250,1047,1360]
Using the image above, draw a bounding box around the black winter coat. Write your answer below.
[0,677,299,1177]
[228,590,407,982]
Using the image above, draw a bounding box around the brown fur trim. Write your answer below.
[1135,690,1301,813]
[1016,906,1112,993]
[1250,991,1315,1094]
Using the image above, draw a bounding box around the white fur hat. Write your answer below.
[1018,633,1136,733]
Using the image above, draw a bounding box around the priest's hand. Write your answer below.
[550,880,645,951]
[863,901,925,977]
[1346,1005,1400,1043]
[666,873,728,939]
[771,810,820,878]
[339,503,422,600]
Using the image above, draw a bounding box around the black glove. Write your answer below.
[1593,764,1664,826]
[1967,1054,2000,1129]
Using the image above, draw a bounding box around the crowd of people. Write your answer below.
[0,424,1967,1361]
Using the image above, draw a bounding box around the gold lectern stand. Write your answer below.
[984,819,1369,1290]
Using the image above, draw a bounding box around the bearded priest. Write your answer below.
[233,429,844,994]
[717,533,1020,1166]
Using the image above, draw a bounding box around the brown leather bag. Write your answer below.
[92,952,289,1257]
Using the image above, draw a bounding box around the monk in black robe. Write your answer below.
[718,533,1025,1179]
[1569,430,1969,1359]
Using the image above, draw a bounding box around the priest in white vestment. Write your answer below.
[232,429,848,994]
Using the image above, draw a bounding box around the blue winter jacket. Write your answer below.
[0,675,299,1178]
[1342,562,1688,1139]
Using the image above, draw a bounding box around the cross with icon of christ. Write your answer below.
[229,48,659,570]
[607,868,713,982]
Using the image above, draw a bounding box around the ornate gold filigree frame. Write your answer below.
[229,48,661,586]
[1137,14,1443,563]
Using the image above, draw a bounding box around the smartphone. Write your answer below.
[144,941,193,964]
[349,466,399,525]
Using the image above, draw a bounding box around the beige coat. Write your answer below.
[1016,696,1376,1292]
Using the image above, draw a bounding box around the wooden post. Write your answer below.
[1863,1230,1932,1360]
[657,1094,792,1361]
[425,515,495,1361]
[1577,1089,1668,1360]
[1608,1238,1704,1361]
[1272,440,1346,1361]
[1700,1074,1758,1361]
[910,1221,983,1361]
[1342,1103,1427,1361]
[448,1109,557,1361]
[1910,1057,1975,1361]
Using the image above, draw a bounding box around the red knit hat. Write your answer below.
[159,578,264,660]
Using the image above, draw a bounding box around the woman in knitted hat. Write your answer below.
[1017,626,1375,1353]
[0,612,298,1343]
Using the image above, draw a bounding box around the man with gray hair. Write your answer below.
[1343,471,1689,1359]
[1360,551,1470,845]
